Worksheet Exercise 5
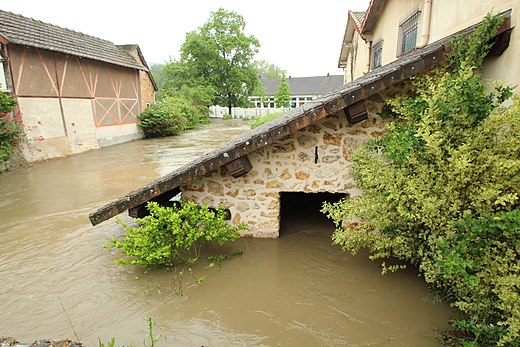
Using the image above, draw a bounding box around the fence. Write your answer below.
[209,106,288,119]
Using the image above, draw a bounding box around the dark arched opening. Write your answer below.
[279,192,346,237]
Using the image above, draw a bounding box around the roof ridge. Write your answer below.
[0,9,115,45]
[0,9,146,71]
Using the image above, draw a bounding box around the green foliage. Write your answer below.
[274,74,291,108]
[137,91,210,138]
[249,112,283,128]
[0,92,22,170]
[150,63,166,90]
[98,316,163,347]
[322,14,519,346]
[98,337,124,347]
[179,8,260,113]
[0,91,17,113]
[144,316,165,347]
[110,201,246,270]
[252,59,287,79]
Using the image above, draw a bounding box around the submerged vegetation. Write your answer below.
[109,201,246,295]
[322,14,519,346]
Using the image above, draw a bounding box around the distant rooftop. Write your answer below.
[260,75,344,96]
[0,10,146,71]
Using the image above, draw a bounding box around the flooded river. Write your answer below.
[0,119,455,346]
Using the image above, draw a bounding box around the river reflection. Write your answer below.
[0,119,455,346]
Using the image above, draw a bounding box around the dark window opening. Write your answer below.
[279,192,347,237]
[397,10,420,56]
[371,40,383,69]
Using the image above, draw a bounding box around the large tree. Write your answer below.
[252,59,286,79]
[180,8,260,114]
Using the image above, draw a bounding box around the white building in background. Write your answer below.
[250,74,344,108]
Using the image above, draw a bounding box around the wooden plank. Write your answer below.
[422,47,446,70]
[269,124,292,141]
[323,95,347,115]
[342,85,365,106]
[402,58,426,79]
[381,67,403,89]
[345,100,368,125]
[288,113,311,133]
[361,76,384,99]
[224,156,253,178]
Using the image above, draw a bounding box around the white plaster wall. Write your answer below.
[369,0,423,66]
[62,99,99,153]
[364,0,519,87]
[96,123,143,147]
[17,97,71,162]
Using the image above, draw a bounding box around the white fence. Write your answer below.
[209,106,288,119]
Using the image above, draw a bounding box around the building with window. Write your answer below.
[338,0,519,88]
[250,74,344,109]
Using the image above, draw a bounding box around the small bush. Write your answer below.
[0,92,22,170]
[249,112,283,128]
[109,201,246,270]
[137,93,210,138]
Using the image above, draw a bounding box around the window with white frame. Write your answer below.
[397,10,420,56]
[371,40,383,69]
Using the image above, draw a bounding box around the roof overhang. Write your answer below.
[89,13,512,226]
[338,11,365,68]
[361,0,386,35]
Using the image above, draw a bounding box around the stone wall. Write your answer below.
[140,71,155,112]
[181,94,389,238]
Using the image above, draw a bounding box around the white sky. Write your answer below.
[2,0,370,77]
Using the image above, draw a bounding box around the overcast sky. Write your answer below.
[2,0,370,77]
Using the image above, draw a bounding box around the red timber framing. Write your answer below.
[7,44,141,127]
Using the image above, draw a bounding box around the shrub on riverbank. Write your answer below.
[137,92,210,138]
[0,92,22,171]
[322,14,519,346]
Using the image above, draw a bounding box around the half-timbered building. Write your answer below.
[0,10,157,162]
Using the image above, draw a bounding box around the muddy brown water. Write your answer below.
[0,119,455,346]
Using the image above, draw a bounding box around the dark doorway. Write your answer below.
[279,192,346,237]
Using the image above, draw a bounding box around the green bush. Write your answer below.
[249,112,282,128]
[0,91,16,113]
[322,14,519,346]
[137,98,187,137]
[0,92,22,169]
[109,201,246,270]
[137,92,210,138]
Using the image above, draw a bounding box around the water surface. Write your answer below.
[0,119,455,346]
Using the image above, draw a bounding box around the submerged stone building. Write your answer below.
[89,10,512,237]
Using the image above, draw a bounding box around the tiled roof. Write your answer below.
[89,14,512,226]
[260,75,344,96]
[351,11,366,30]
[0,10,146,71]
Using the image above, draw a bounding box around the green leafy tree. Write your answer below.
[150,63,166,89]
[252,59,286,79]
[180,8,260,114]
[274,74,291,108]
[322,14,519,346]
